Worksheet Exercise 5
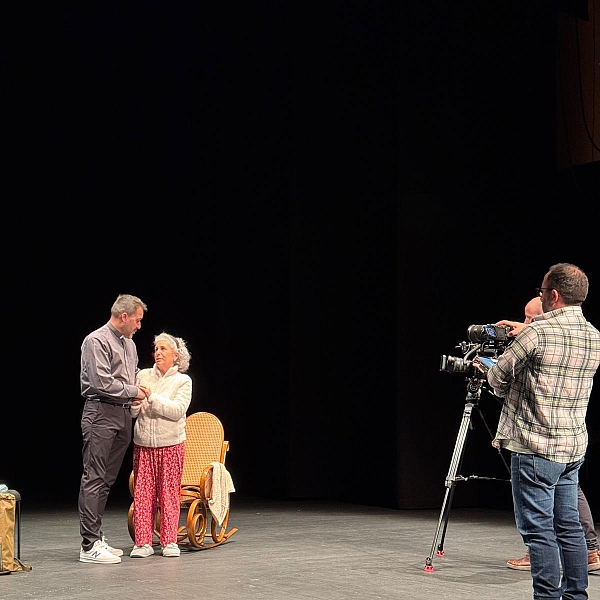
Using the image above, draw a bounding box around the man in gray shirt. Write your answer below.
[78,294,149,564]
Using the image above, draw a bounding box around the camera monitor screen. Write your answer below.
[478,356,496,370]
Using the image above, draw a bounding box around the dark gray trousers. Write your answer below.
[78,401,133,551]
[578,486,599,551]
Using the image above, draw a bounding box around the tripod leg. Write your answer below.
[436,485,456,556]
[424,402,474,572]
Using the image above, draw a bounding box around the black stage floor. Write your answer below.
[3,496,599,600]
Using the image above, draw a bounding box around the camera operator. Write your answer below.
[495,296,600,573]
[474,263,600,600]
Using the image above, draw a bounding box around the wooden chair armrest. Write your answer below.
[199,464,216,501]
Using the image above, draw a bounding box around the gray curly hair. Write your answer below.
[154,332,191,373]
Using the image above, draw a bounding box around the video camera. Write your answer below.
[440,324,511,377]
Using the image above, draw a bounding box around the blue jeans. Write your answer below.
[511,453,588,600]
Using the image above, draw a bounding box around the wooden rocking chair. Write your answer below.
[127,411,238,550]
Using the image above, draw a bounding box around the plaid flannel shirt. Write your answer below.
[488,305,600,463]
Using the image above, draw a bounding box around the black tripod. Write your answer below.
[424,376,510,572]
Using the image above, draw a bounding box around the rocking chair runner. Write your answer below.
[127,412,238,550]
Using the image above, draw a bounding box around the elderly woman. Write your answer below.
[129,332,192,558]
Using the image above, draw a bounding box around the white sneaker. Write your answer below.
[102,536,123,557]
[80,539,121,564]
[130,544,155,558]
[162,543,180,557]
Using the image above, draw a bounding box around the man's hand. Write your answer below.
[135,385,151,400]
[495,319,526,337]
[132,385,151,407]
[471,357,489,376]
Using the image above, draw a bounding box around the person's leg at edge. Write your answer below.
[578,485,600,552]
[511,453,563,599]
[556,460,588,600]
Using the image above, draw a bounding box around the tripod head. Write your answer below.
[466,375,485,397]
[463,372,502,410]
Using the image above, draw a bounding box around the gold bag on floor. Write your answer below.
[0,492,31,572]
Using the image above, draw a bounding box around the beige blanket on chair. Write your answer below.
[208,462,236,526]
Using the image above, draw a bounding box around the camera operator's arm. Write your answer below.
[486,331,533,396]
[495,319,527,338]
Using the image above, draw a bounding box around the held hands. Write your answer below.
[132,385,152,406]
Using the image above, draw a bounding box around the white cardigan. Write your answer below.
[132,365,193,448]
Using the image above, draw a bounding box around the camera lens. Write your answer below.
[440,355,471,373]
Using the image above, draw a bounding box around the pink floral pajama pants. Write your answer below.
[133,442,185,546]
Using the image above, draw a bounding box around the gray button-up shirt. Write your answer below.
[80,321,139,402]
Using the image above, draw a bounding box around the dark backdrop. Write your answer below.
[5,1,598,520]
